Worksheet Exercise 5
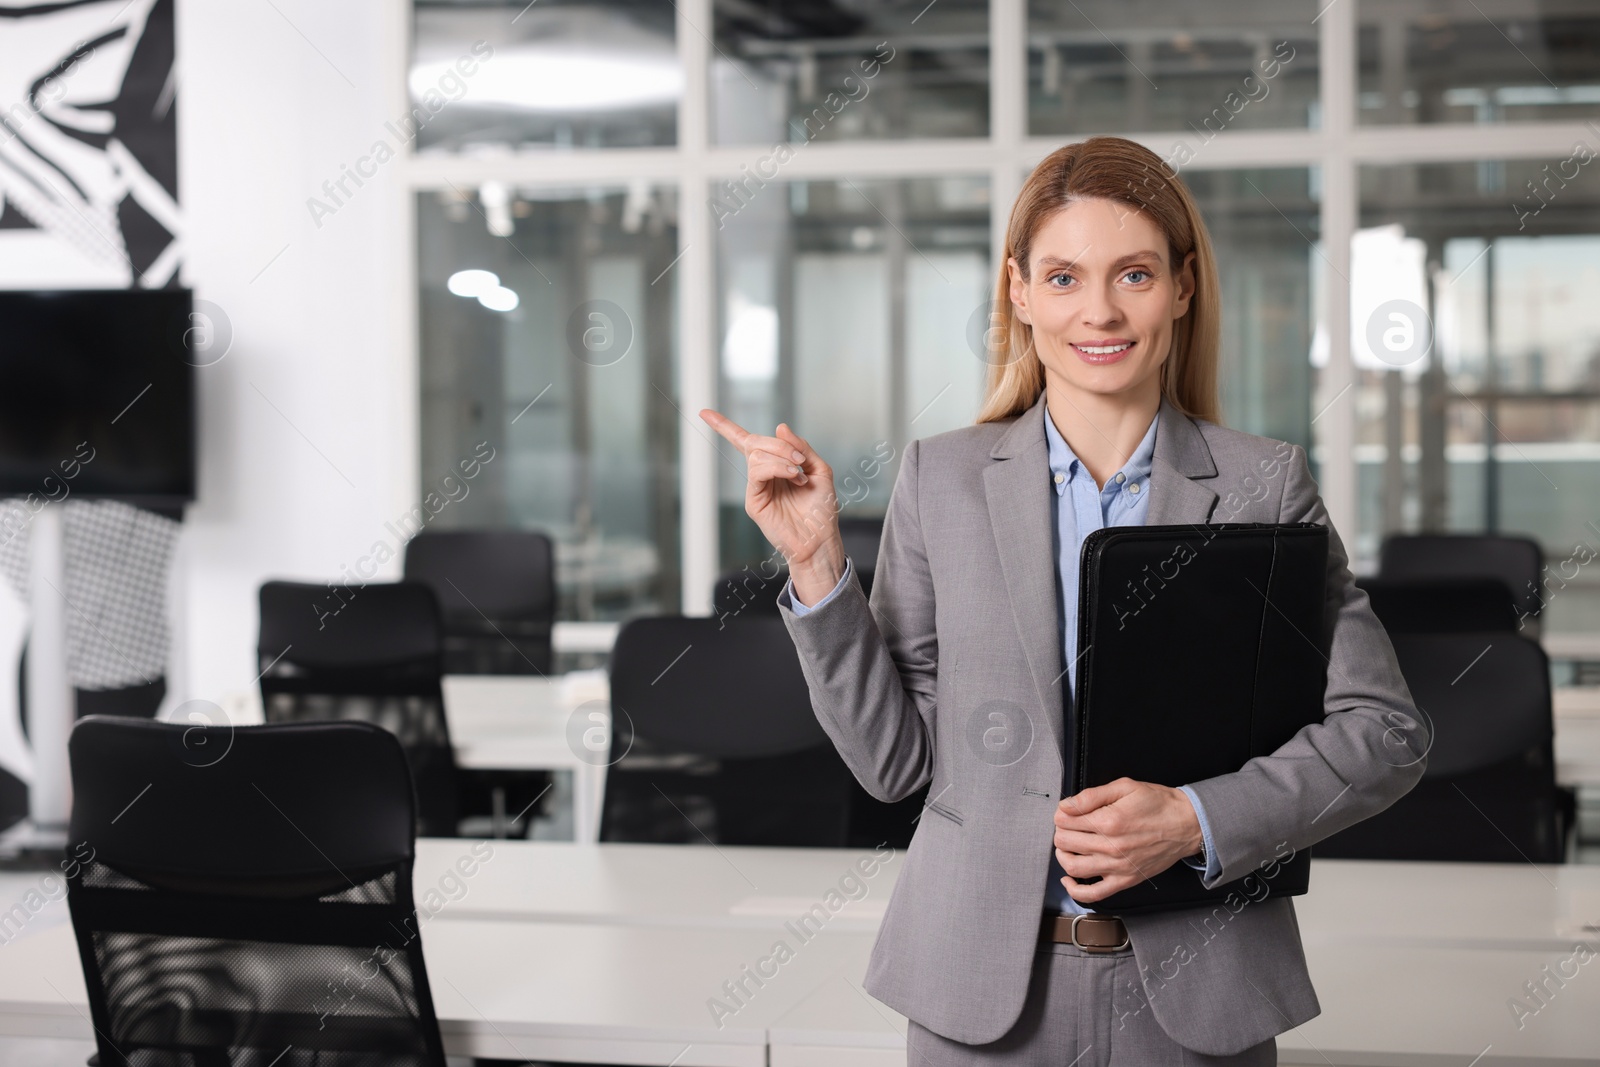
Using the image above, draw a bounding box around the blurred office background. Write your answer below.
[0,0,1582,702]
[0,0,1593,804]
[0,0,1595,793]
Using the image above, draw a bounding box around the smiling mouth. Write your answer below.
[1072,342,1134,355]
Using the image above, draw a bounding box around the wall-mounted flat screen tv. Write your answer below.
[0,289,196,506]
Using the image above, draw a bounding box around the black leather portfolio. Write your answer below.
[1068,522,1331,915]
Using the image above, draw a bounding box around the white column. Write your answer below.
[26,506,73,832]
[1317,0,1359,551]
[991,0,1026,269]
[678,0,717,616]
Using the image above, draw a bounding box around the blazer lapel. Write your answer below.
[983,392,1066,755]
[982,391,1220,757]
[1145,394,1221,528]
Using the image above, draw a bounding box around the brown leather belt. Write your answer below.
[1040,912,1130,953]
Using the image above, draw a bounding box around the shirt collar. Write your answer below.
[1044,398,1159,495]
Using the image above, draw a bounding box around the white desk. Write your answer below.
[442,674,609,844]
[222,677,1600,842]
[2,850,1598,1065]
[766,856,1600,1066]
[1558,717,1600,789]
[409,840,1600,946]
[1543,633,1600,662]
[766,942,1600,1067]
[27,927,1576,1067]
[410,844,1600,1064]
[553,621,619,656]
[1554,687,1600,787]
[1556,686,1600,718]
[0,893,877,1066]
[412,838,894,930]
[219,674,612,843]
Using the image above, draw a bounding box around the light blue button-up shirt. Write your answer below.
[787,399,1220,914]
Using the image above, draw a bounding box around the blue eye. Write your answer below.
[1125,270,1151,283]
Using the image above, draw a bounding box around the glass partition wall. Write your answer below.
[407,0,1600,640]
[417,184,682,621]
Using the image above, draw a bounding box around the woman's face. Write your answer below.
[1007,197,1196,406]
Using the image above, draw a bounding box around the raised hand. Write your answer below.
[699,410,846,602]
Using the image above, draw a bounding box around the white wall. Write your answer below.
[171,0,416,704]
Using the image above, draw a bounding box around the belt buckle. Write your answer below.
[1071,913,1130,954]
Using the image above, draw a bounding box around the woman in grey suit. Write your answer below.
[701,136,1426,1066]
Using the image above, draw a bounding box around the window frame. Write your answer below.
[398,0,1600,613]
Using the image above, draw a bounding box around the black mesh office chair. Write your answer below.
[711,519,885,622]
[402,530,556,676]
[257,580,459,838]
[601,615,858,846]
[65,716,448,1066]
[1354,576,1521,634]
[838,516,884,575]
[402,531,557,834]
[711,562,788,619]
[1314,631,1572,862]
[704,556,925,848]
[1378,534,1543,629]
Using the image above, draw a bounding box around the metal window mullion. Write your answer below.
[992,0,1026,275]
[1317,0,1358,554]
[678,0,717,616]
[402,121,1600,191]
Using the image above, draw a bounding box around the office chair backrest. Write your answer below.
[1378,534,1544,624]
[1389,632,1550,778]
[838,516,884,573]
[1354,576,1521,634]
[257,580,458,837]
[711,532,881,621]
[66,716,447,1066]
[1314,631,1566,862]
[601,615,853,846]
[402,529,557,674]
[712,563,787,619]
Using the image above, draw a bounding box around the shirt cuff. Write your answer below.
[1178,784,1221,883]
[784,557,853,616]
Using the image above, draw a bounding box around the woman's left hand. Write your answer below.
[1052,778,1204,904]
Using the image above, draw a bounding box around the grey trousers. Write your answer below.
[905,940,1277,1066]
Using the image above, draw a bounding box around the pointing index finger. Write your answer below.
[699,408,752,453]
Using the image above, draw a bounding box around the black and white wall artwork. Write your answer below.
[0,0,179,288]
[0,0,182,831]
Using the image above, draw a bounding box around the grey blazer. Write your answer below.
[776,389,1428,1056]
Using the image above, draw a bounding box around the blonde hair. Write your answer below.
[976,136,1223,427]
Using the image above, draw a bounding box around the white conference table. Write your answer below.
[441,672,610,843]
[764,941,1600,1067]
[411,838,893,931]
[220,672,614,843]
[221,677,1600,843]
[1543,632,1600,663]
[2,845,1598,1065]
[440,677,1600,809]
[1554,686,1600,790]
[417,842,1600,1065]
[446,678,1600,798]
[409,839,1600,947]
[0,903,870,1065]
